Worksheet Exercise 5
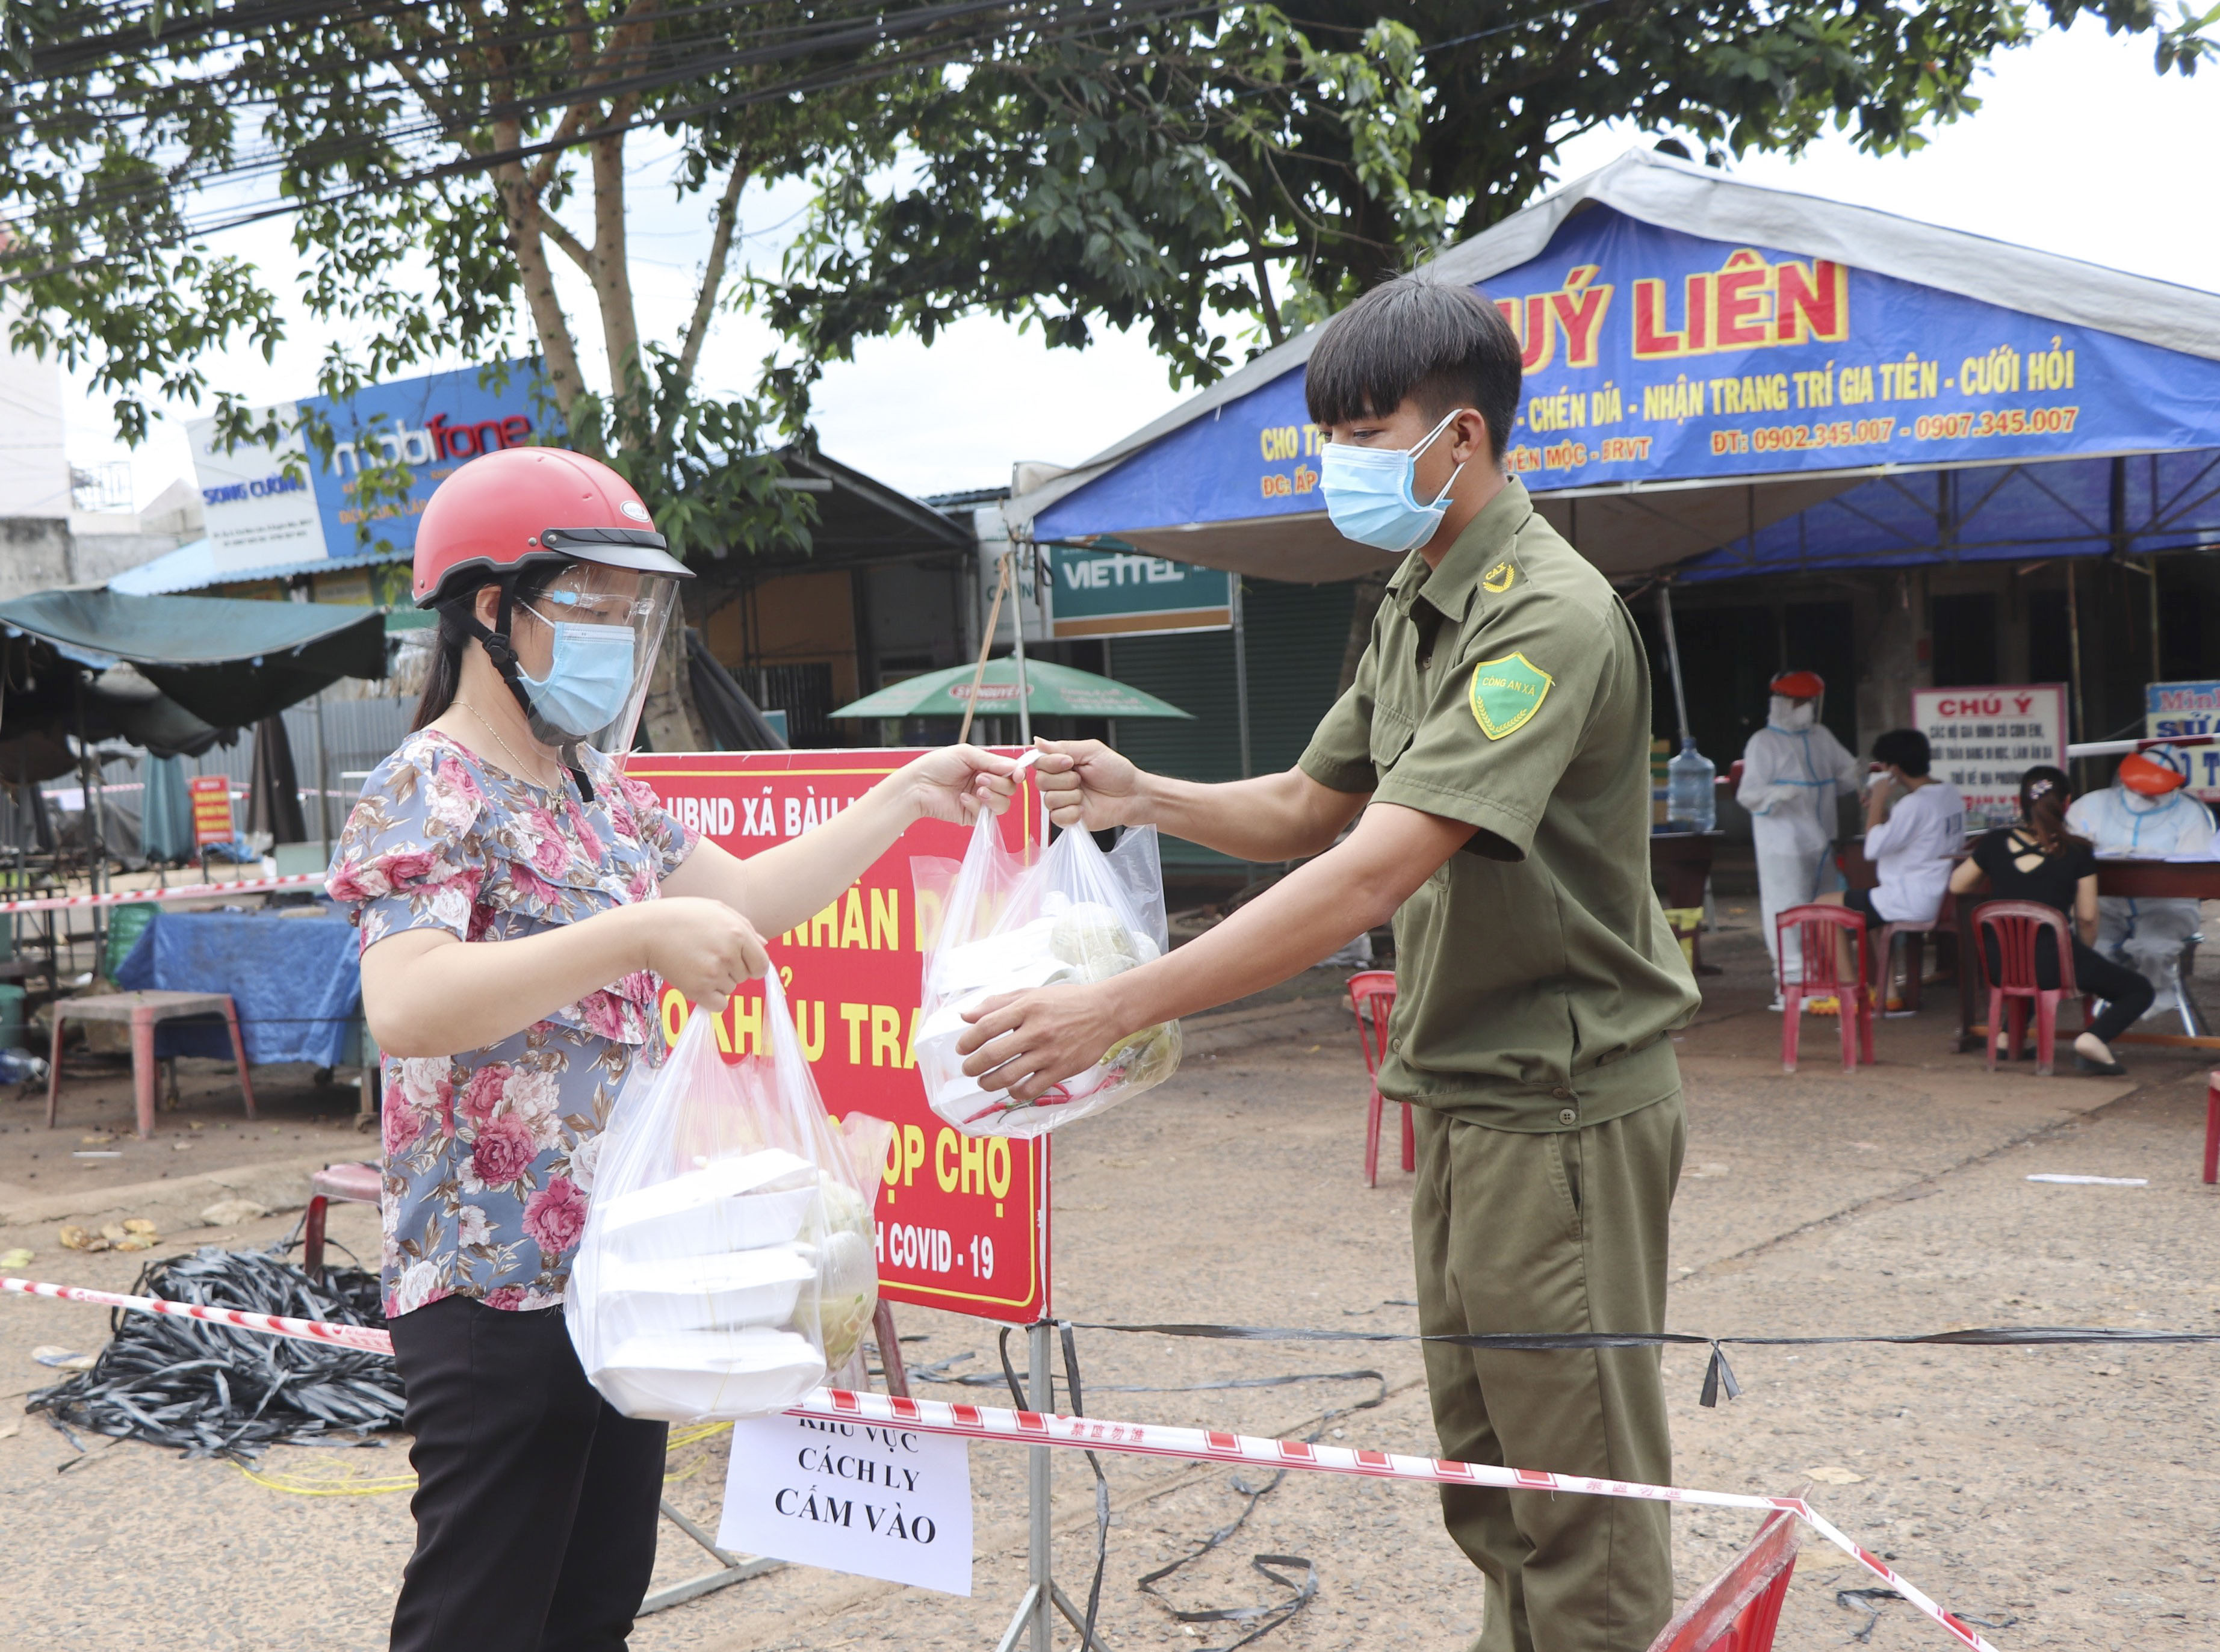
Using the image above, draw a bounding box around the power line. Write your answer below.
[4,0,1197,229]
[2,0,1214,282]
[5,0,907,105]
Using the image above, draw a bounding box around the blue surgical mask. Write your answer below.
[1319,409,1473,552]
[518,611,637,739]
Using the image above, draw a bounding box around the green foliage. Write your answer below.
[768,0,2218,398]
[1,0,2212,543]
[0,0,875,561]
[575,344,815,562]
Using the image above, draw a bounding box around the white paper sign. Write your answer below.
[1910,683,2067,830]
[187,404,326,574]
[718,1412,973,1596]
[2145,679,2220,801]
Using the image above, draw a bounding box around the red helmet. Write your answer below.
[1770,669,1825,700]
[411,446,693,606]
[2120,750,2190,796]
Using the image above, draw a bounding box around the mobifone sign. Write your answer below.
[188,360,550,577]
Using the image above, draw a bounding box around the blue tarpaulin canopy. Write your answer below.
[1007,149,2220,584]
[0,588,387,781]
[0,587,385,728]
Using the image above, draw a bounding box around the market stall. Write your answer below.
[1005,147,2220,588]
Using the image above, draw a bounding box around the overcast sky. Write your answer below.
[60,16,2220,512]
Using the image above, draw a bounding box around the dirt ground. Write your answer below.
[2,909,2217,1652]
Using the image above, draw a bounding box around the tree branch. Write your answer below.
[485,75,588,435]
[370,28,464,133]
[1201,243,1300,271]
[527,0,668,193]
[1248,244,1284,345]
[671,156,749,404]
[541,211,597,276]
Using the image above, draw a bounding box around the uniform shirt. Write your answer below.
[2065,785,2216,860]
[1300,477,1700,1133]
[1860,779,1965,923]
[326,729,698,1319]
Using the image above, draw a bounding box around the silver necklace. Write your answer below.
[459,699,560,790]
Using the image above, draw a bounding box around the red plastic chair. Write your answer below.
[1347,970,1412,1186]
[2203,1071,2219,1186]
[1776,905,1874,1074]
[1974,900,2088,1077]
[1645,1505,1800,1652]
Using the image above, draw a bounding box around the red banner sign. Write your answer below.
[188,775,234,846]
[623,749,1050,1323]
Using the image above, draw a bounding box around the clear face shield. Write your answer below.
[1769,692,1821,731]
[505,561,679,756]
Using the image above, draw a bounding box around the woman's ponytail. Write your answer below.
[409,605,474,731]
[2016,764,2084,855]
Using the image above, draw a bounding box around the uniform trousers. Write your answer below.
[387,1295,669,1652]
[1412,1092,1685,1652]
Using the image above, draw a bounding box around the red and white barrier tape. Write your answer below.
[0,1276,1997,1650]
[0,873,323,916]
[794,1387,1996,1651]
[2,1275,391,1356]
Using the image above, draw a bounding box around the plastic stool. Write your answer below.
[1348,970,1412,1186]
[46,989,254,1140]
[2204,1071,2219,1186]
[1873,893,1954,1012]
[302,1160,382,1281]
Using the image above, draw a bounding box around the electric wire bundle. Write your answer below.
[26,1247,404,1459]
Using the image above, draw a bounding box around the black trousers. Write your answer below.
[388,1295,668,1652]
[1982,933,2157,1044]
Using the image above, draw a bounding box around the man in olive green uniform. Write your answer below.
[957,276,1701,1651]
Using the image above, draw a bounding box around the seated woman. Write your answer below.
[1813,728,1964,1009]
[1947,766,2154,1074]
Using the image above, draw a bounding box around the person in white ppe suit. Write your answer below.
[1738,670,1862,1006]
[2064,745,2214,1027]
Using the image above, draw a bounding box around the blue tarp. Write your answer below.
[1020,151,2220,581]
[0,588,385,731]
[140,756,193,862]
[114,906,362,1066]
[1676,447,2220,580]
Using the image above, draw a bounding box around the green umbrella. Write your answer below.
[831,656,1193,720]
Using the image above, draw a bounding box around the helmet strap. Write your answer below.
[438,577,597,802]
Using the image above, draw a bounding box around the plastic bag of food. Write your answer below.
[566,974,888,1422]
[914,817,1182,1138]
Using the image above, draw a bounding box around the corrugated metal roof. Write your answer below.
[108,538,404,595]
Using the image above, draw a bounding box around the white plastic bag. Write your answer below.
[566,974,891,1422]
[914,818,1182,1138]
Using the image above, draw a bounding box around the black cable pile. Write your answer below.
[25,1248,405,1460]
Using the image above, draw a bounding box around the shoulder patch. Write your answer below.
[1481,557,1517,593]
[1469,653,1554,740]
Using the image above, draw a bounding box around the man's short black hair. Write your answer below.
[1871,728,1930,778]
[1304,277,1522,461]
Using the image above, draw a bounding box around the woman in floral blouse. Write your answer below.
[332,448,1011,1652]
